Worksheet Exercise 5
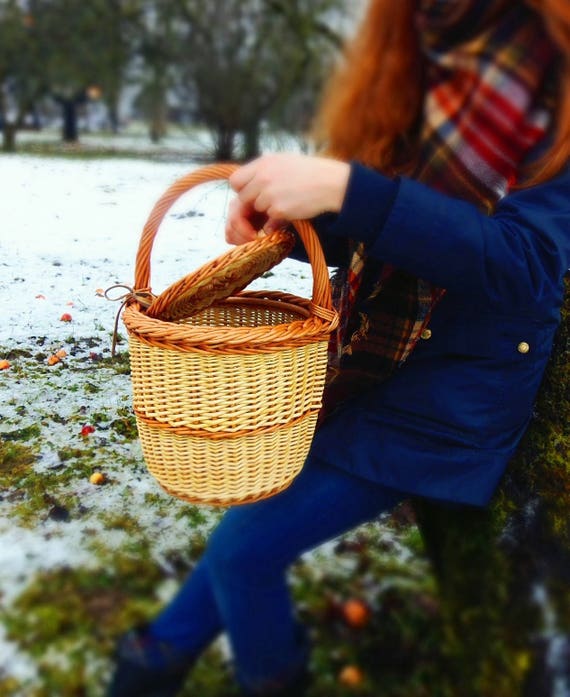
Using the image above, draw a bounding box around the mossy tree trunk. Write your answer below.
[413,278,570,697]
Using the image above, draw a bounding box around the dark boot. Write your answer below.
[241,669,312,697]
[106,625,193,697]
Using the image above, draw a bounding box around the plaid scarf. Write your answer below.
[325,0,557,410]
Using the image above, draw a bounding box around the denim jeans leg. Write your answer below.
[151,559,222,656]
[201,457,404,693]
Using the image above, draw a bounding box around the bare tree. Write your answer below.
[173,0,346,160]
[0,1,44,151]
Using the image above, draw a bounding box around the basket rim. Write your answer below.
[123,290,336,353]
[134,164,335,318]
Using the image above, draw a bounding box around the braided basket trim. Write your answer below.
[145,229,296,321]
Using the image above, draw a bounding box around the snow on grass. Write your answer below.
[0,153,317,690]
[0,154,313,344]
[0,154,426,696]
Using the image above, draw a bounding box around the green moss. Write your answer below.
[143,492,166,507]
[174,504,211,528]
[402,524,426,556]
[2,424,41,442]
[112,352,131,374]
[12,140,200,162]
[290,526,444,697]
[109,413,138,440]
[57,447,89,462]
[6,448,98,526]
[179,649,240,697]
[0,677,23,696]
[98,512,143,536]
[91,411,110,424]
[1,547,167,697]
[10,492,82,528]
[0,439,36,486]
[83,381,101,394]
[411,279,570,697]
[2,348,33,360]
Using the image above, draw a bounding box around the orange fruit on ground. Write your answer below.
[89,472,106,485]
[47,355,61,366]
[0,360,10,370]
[60,313,72,322]
[342,598,371,628]
[338,665,364,688]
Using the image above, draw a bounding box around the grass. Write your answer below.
[0,143,445,693]
[5,126,216,163]
[0,333,441,695]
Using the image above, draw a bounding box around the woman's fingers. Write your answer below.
[229,161,257,193]
[264,217,288,233]
[228,153,350,221]
[225,198,267,245]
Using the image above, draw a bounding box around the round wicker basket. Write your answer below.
[122,163,338,506]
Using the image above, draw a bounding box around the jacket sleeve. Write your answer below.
[288,214,350,268]
[325,162,570,315]
[290,166,398,267]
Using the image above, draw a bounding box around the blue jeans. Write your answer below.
[150,457,404,694]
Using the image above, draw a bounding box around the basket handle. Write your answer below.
[134,162,335,317]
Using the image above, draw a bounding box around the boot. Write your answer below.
[241,668,312,697]
[106,625,193,697]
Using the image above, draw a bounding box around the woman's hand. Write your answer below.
[225,197,288,246]
[225,153,350,245]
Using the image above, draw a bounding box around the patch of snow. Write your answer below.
[0,154,316,685]
[0,155,312,346]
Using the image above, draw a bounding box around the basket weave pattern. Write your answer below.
[123,163,338,506]
[145,230,296,321]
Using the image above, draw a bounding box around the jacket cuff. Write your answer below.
[324,162,399,245]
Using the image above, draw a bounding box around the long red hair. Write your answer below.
[315,0,570,186]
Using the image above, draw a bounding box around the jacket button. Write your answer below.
[420,328,432,340]
[517,342,530,354]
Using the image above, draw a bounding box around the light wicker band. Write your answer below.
[123,163,338,506]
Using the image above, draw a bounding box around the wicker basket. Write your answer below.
[122,163,338,506]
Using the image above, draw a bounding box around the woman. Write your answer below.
[108,1,570,695]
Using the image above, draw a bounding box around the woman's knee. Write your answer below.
[203,511,287,587]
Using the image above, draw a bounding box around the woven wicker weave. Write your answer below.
[146,229,295,321]
[122,163,338,506]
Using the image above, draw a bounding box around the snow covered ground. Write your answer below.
[0,153,420,697]
[0,154,315,689]
[0,154,314,345]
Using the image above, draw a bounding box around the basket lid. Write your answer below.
[145,228,296,321]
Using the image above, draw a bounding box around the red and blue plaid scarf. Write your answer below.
[327,0,558,396]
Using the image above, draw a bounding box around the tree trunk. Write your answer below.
[107,100,120,134]
[243,121,261,160]
[413,277,570,697]
[215,127,235,161]
[56,98,81,143]
[149,102,167,144]
[3,123,17,152]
